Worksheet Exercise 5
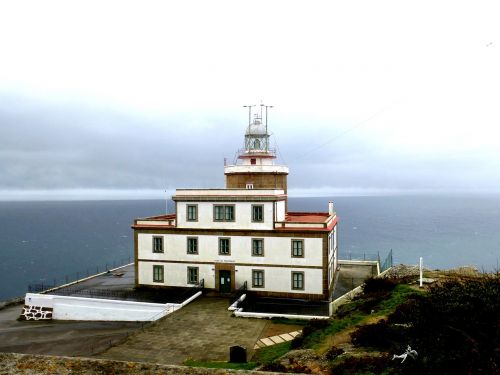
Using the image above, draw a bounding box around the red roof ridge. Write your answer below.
[138,214,176,220]
[286,211,330,216]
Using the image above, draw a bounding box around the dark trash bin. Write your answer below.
[229,345,247,363]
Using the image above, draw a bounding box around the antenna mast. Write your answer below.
[265,105,273,134]
[243,105,255,125]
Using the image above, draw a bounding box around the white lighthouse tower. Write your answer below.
[224,104,289,208]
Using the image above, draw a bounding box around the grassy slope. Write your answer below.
[307,284,421,352]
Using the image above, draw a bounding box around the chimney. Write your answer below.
[328,201,334,215]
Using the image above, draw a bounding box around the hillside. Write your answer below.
[252,266,499,374]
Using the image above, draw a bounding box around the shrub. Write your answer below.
[388,296,421,324]
[405,276,500,374]
[291,319,331,349]
[329,354,396,375]
[324,346,344,361]
[290,334,304,349]
[350,319,407,351]
[357,296,381,314]
[370,275,500,375]
[259,362,288,372]
[362,277,396,296]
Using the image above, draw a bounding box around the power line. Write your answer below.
[293,103,395,161]
[271,132,287,165]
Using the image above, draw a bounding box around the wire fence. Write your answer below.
[379,249,394,273]
[341,252,380,261]
[341,250,394,273]
[26,256,132,294]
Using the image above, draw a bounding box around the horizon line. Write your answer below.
[0,187,499,201]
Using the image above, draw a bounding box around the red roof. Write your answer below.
[133,212,337,232]
[285,212,330,223]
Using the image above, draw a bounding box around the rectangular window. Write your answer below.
[153,236,164,253]
[187,267,199,284]
[153,265,164,283]
[187,204,198,221]
[291,239,304,257]
[219,238,231,255]
[252,270,264,288]
[252,238,264,256]
[225,205,234,221]
[292,271,304,290]
[214,205,235,222]
[187,237,198,254]
[252,204,264,222]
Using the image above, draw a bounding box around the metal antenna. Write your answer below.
[260,101,264,121]
[265,105,273,134]
[243,105,255,125]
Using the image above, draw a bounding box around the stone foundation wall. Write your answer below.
[19,305,53,321]
[0,353,284,374]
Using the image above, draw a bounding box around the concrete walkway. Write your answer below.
[98,297,268,365]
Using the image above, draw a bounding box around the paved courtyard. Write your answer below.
[98,297,268,365]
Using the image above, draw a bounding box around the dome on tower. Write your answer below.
[246,117,267,136]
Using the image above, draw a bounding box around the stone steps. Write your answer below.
[254,330,301,349]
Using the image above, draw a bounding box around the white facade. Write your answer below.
[135,191,337,299]
[134,114,338,300]
[176,201,277,230]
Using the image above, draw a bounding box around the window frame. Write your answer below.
[251,238,264,257]
[152,236,164,253]
[187,237,198,255]
[252,269,265,288]
[213,204,235,222]
[218,237,231,255]
[153,265,164,283]
[186,204,198,222]
[251,204,264,223]
[291,239,304,258]
[187,266,199,284]
[291,271,304,290]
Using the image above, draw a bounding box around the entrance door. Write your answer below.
[219,270,231,293]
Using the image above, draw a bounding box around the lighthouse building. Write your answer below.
[133,111,338,301]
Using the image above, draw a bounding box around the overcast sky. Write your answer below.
[0,0,499,200]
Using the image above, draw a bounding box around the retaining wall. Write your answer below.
[0,353,283,375]
[23,291,201,322]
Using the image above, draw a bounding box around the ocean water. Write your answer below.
[0,196,499,301]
